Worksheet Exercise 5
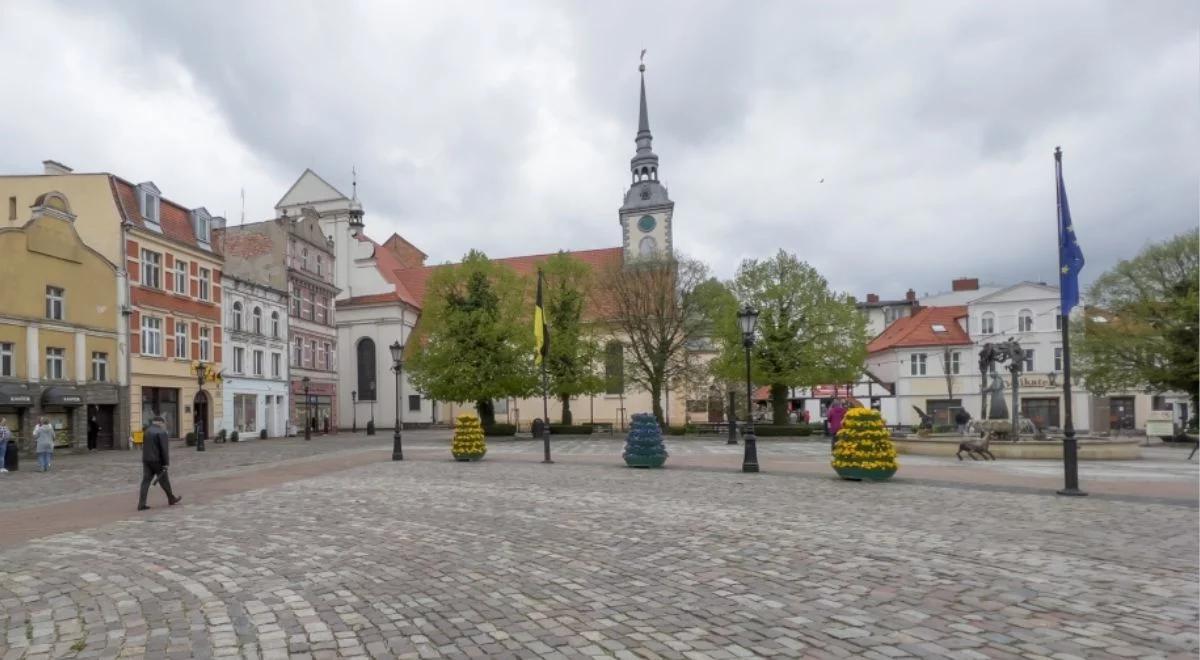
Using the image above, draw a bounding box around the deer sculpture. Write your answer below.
[957,430,996,461]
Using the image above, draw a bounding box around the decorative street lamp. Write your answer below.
[368,380,376,435]
[389,340,404,461]
[737,305,760,473]
[302,376,311,441]
[1048,371,1058,387]
[351,390,358,433]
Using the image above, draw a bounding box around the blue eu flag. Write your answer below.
[1057,148,1085,314]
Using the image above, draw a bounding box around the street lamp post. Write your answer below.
[390,341,404,461]
[727,388,738,445]
[351,390,358,433]
[302,376,311,441]
[738,305,760,473]
[368,380,376,435]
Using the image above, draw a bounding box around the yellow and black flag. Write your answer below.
[534,269,549,365]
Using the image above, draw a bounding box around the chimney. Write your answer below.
[866,293,880,303]
[42,160,73,175]
[952,277,979,292]
[905,288,916,302]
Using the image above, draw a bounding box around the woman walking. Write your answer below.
[828,399,847,450]
[33,417,55,472]
[0,418,11,473]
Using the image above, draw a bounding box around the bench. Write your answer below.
[693,422,730,436]
[591,422,615,436]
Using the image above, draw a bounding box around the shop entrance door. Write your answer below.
[88,405,116,450]
[193,391,210,440]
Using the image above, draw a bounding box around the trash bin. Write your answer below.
[4,440,17,471]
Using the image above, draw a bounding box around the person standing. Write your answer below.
[955,408,971,436]
[0,418,11,473]
[87,414,99,451]
[828,399,847,449]
[33,417,55,472]
[138,415,181,511]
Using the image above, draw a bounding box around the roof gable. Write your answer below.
[867,305,972,353]
[968,281,1060,305]
[275,168,348,210]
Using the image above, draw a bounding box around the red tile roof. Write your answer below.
[866,305,971,353]
[387,245,623,313]
[110,177,219,254]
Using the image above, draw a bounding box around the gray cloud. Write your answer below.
[1,0,1195,302]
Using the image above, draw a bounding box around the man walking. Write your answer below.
[138,415,181,511]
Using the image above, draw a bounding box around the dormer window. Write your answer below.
[137,183,162,231]
[191,208,211,245]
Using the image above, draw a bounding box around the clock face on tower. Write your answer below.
[637,215,656,233]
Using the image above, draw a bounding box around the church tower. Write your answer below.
[619,60,674,261]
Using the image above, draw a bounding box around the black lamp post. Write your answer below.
[738,305,760,473]
[367,380,376,435]
[351,390,358,433]
[302,376,311,441]
[195,362,206,452]
[389,340,404,461]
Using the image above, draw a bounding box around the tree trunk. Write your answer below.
[475,399,496,429]
[650,380,665,427]
[770,383,789,425]
[560,394,573,425]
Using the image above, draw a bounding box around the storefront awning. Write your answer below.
[42,386,83,406]
[0,384,35,407]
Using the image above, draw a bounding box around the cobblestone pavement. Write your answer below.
[1,458,1197,659]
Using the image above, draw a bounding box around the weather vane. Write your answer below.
[639,49,647,72]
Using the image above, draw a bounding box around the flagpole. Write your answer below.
[536,269,553,464]
[541,361,552,463]
[1055,147,1086,496]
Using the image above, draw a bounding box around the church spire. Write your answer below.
[631,54,659,182]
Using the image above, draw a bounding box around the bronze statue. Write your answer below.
[957,433,996,460]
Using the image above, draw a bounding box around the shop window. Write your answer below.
[91,352,108,382]
[45,347,65,380]
[45,286,64,320]
[234,393,258,433]
[0,342,12,377]
[141,316,163,356]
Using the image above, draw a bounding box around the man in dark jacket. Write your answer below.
[138,416,181,511]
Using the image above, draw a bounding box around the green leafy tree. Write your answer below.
[540,252,604,424]
[602,256,712,425]
[407,250,536,428]
[710,250,869,425]
[1075,230,1199,420]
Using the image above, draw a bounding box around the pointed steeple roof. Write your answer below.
[637,64,651,137]
[621,56,672,212]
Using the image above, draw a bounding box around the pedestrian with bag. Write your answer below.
[138,415,181,511]
[33,417,55,472]
[0,418,11,473]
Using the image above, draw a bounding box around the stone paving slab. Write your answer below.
[0,457,1196,659]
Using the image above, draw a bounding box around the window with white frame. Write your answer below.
[291,287,301,315]
[949,351,960,375]
[324,342,332,369]
[253,307,262,334]
[198,268,211,301]
[1018,309,1034,332]
[141,316,163,356]
[45,347,65,380]
[91,352,108,382]
[294,337,303,364]
[199,326,211,361]
[271,311,280,338]
[0,343,12,377]
[232,301,243,331]
[1054,347,1063,371]
[234,347,245,374]
[1056,313,1063,331]
[309,340,317,368]
[316,295,326,324]
[45,286,64,320]
[141,249,161,289]
[140,186,160,224]
[302,248,309,271]
[253,350,263,376]
[272,352,281,378]
[980,312,995,335]
[910,353,927,376]
[1023,349,1035,372]
[174,260,188,294]
[175,321,187,359]
[316,255,323,276]
[302,290,313,320]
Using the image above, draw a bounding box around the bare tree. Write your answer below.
[600,256,712,425]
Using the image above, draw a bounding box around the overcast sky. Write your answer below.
[2,1,1196,299]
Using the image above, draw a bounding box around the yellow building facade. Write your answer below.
[0,191,126,450]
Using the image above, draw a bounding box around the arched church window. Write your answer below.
[356,338,377,401]
[604,341,624,395]
[638,236,657,258]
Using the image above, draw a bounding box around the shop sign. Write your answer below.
[1146,410,1174,436]
[4,394,32,405]
[1020,376,1053,389]
[60,394,83,404]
